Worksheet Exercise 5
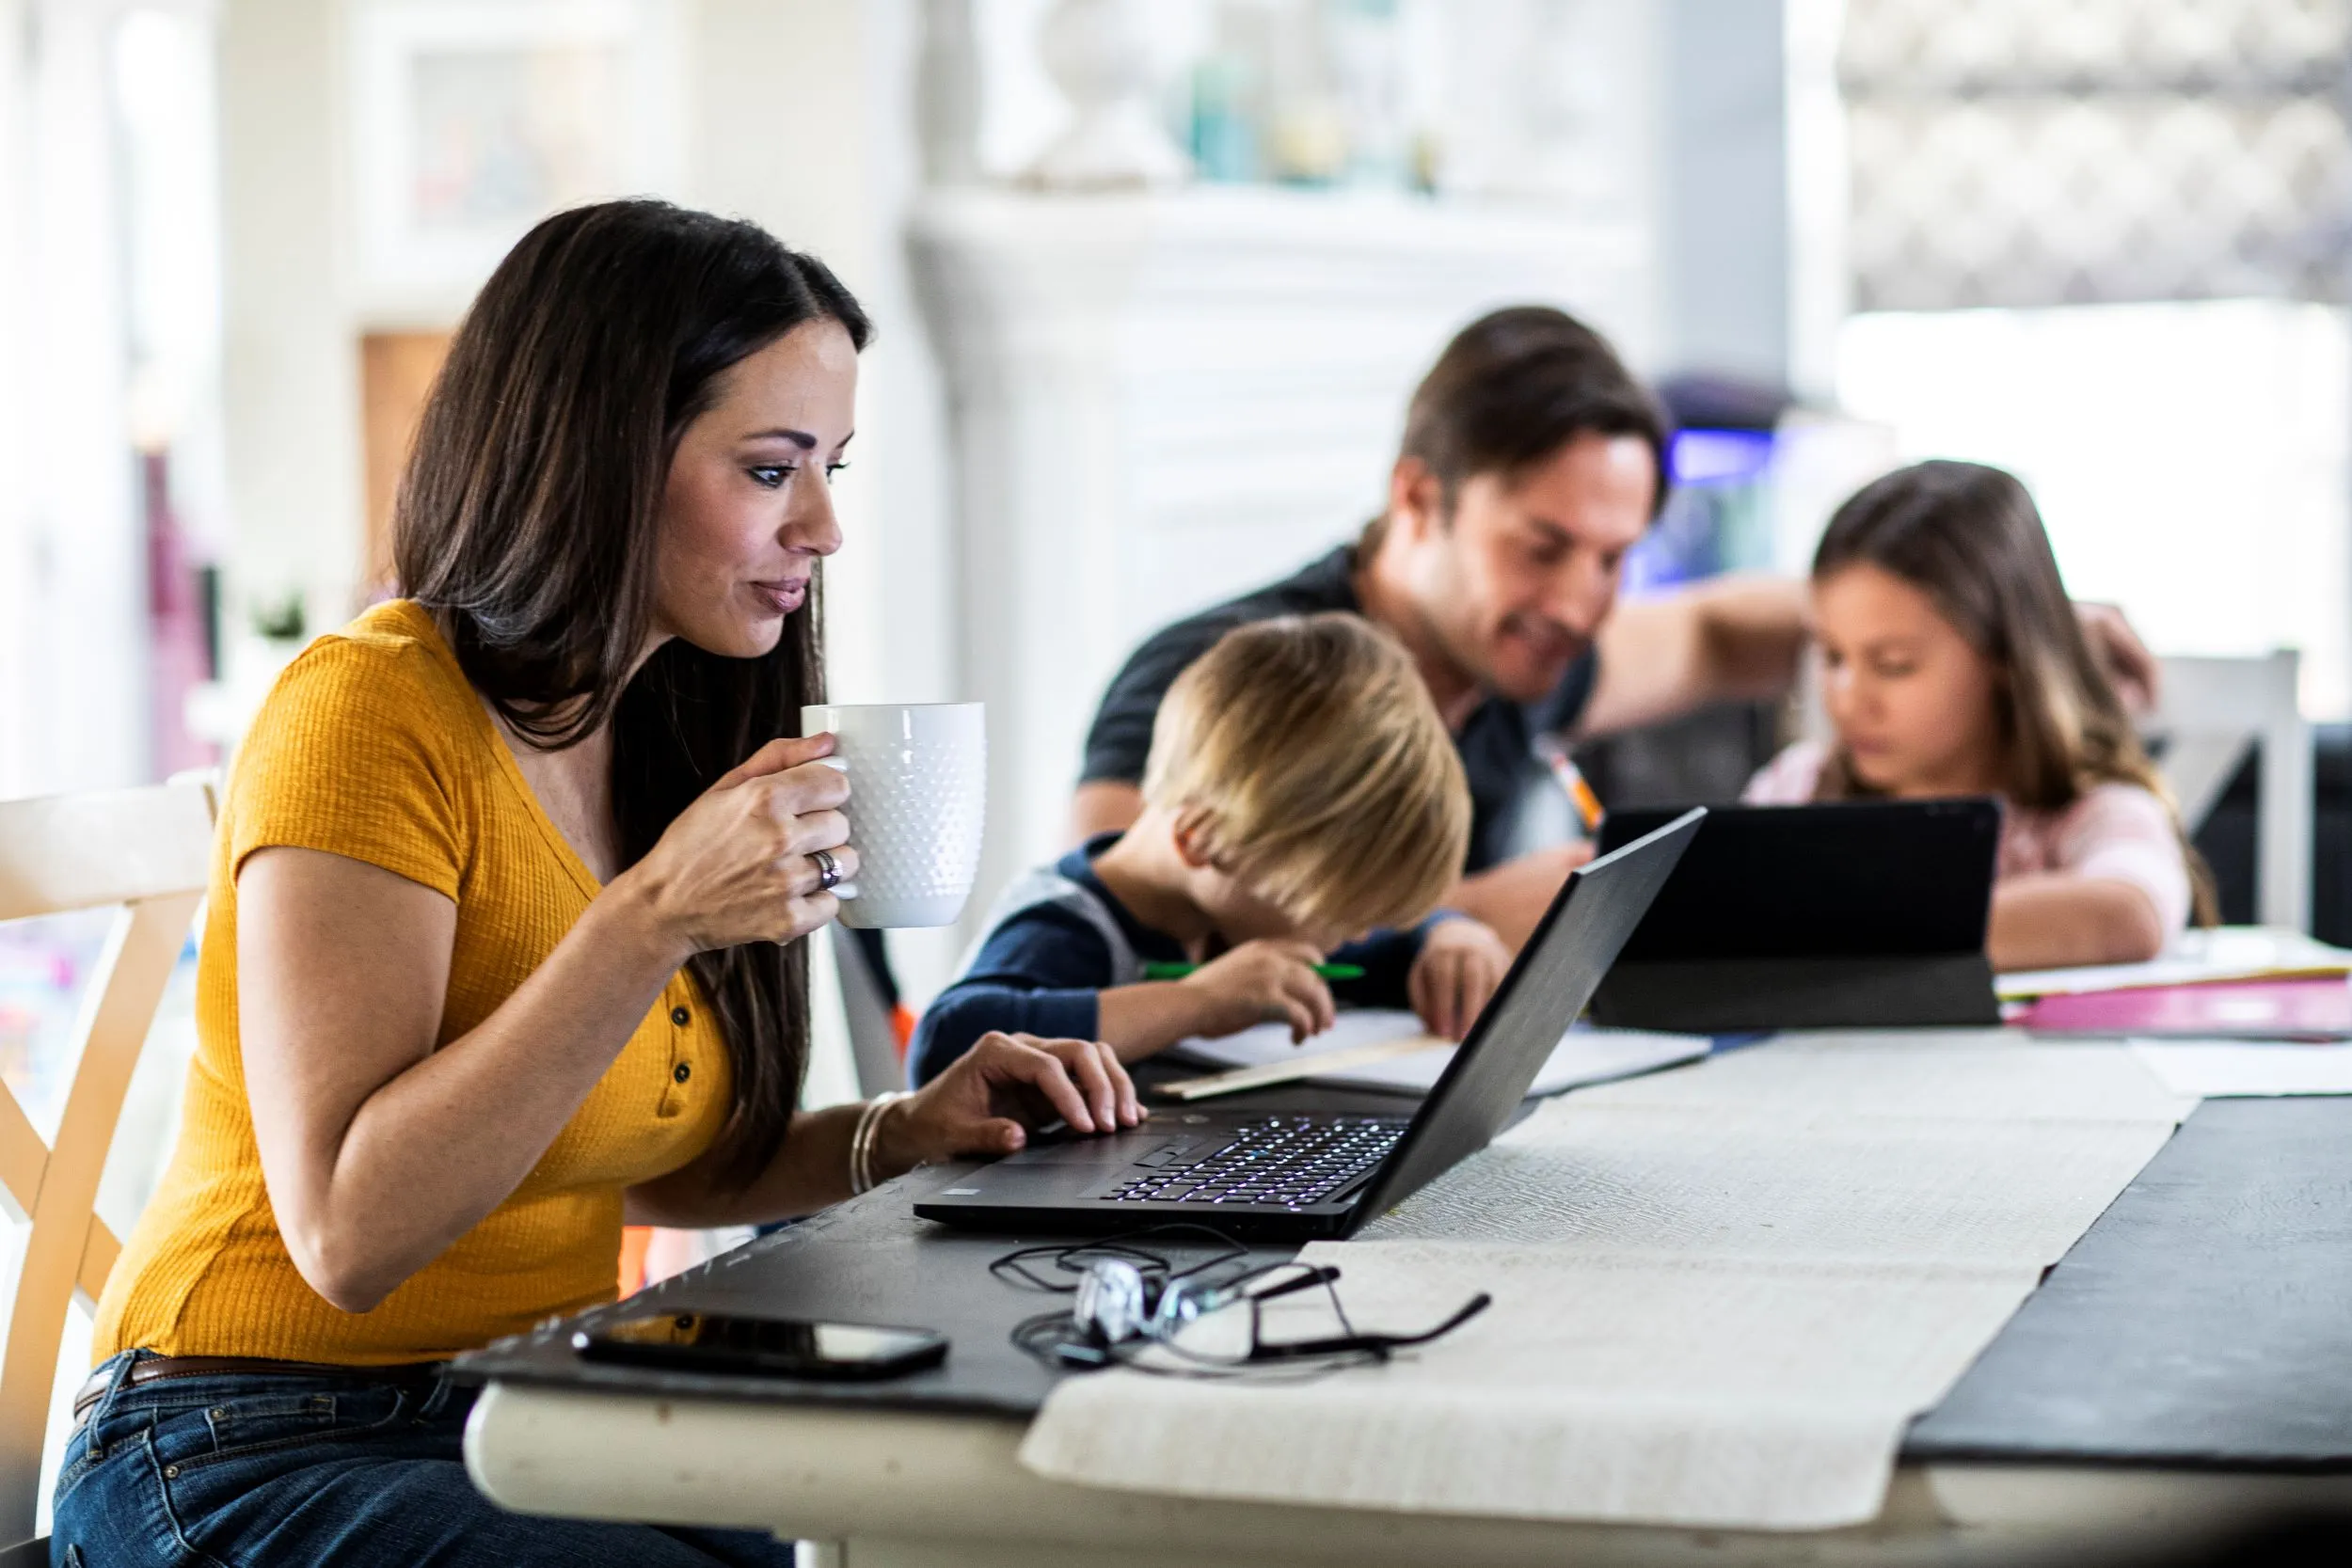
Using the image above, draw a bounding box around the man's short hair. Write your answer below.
[1393,305,1672,521]
[1140,613,1470,933]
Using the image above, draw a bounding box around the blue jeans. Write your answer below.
[51,1352,799,1567]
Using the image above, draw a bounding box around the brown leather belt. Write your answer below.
[72,1355,445,1432]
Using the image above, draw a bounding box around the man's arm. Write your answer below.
[1581,572,2160,741]
[2075,602,2160,714]
[1578,574,1809,739]
[1445,843,1593,953]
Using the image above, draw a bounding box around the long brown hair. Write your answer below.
[1812,460,2214,922]
[394,199,871,1186]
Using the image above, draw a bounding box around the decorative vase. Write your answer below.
[1021,0,1192,192]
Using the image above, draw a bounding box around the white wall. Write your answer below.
[7,0,150,795]
[218,0,360,666]
[0,0,33,797]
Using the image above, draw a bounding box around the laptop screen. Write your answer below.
[1348,808,1704,1227]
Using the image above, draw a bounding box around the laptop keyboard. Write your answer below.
[1101,1116,1406,1209]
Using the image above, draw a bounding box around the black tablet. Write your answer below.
[1588,798,2003,1032]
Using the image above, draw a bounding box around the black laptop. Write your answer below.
[912,807,1704,1241]
[1589,798,2002,1034]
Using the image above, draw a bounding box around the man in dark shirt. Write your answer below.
[1084,541,1598,892]
[1074,306,2157,947]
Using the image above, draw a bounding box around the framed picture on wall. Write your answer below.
[348,0,681,307]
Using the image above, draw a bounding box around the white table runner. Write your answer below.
[1021,1033,2191,1530]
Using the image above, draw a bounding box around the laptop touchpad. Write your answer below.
[1000,1124,1169,1168]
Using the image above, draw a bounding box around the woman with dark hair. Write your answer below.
[1744,459,2209,971]
[54,200,1140,1567]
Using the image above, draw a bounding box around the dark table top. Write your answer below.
[455,1074,2352,1470]
[453,1072,1406,1418]
[1907,1095,2352,1469]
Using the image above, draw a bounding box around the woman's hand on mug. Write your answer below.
[884,1033,1145,1169]
[615,735,859,959]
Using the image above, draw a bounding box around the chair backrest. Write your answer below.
[832,927,907,1098]
[2149,652,2312,932]
[0,776,215,1544]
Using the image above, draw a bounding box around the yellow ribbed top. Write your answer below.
[94,599,733,1366]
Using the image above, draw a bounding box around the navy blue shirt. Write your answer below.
[909,834,1439,1085]
[1080,545,1599,875]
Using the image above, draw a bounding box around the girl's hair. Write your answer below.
[393,199,871,1187]
[1141,613,1470,933]
[1811,460,2214,922]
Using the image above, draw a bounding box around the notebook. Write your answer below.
[1159,1010,1711,1100]
[2016,977,2352,1040]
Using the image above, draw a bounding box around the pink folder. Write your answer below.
[2016,977,2352,1039]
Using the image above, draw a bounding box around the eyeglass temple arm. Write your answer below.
[1239,1264,1342,1304]
[1248,1291,1493,1362]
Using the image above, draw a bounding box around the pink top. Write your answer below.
[1741,740,2192,936]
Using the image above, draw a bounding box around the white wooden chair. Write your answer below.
[0,776,215,1557]
[2148,652,2312,932]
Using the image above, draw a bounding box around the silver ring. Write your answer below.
[810,847,842,891]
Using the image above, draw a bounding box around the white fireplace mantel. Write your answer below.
[909,185,1653,913]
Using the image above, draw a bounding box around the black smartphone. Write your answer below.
[573,1309,947,1381]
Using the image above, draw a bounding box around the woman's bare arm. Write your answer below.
[242,737,850,1313]
[627,1032,1143,1227]
[623,1101,866,1227]
[241,848,691,1312]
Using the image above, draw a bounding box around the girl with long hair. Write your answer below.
[55,200,1140,1568]
[1745,460,2207,972]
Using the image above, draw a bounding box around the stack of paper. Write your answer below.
[1158,1009,1709,1100]
[2016,977,2352,1038]
[2130,1038,2352,1099]
[1997,925,2352,1002]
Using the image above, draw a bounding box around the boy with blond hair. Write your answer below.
[910,613,1512,1085]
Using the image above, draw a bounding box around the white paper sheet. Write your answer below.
[1358,1096,2179,1267]
[1022,1033,2190,1531]
[1570,1031,2196,1126]
[1997,926,2352,1000]
[1025,1243,2041,1531]
[2130,1037,2352,1098]
[1163,1008,1709,1097]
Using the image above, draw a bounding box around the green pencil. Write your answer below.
[1141,960,1364,981]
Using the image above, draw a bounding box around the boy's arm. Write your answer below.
[1327,922,1446,1011]
[1332,914,1512,1041]
[907,908,1115,1085]
[917,967,1304,1073]
[909,985,1107,1087]
[1095,965,1320,1059]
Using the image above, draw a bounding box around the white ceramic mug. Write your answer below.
[800,703,987,929]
